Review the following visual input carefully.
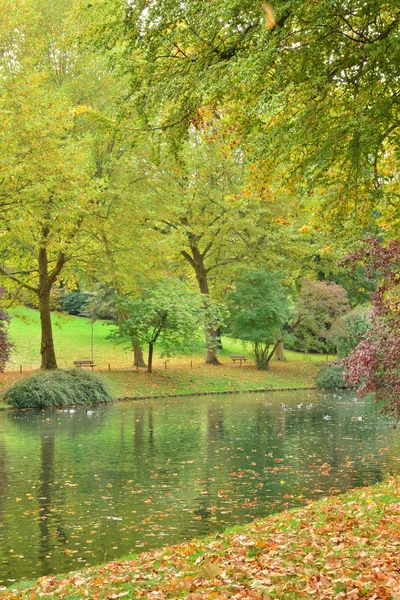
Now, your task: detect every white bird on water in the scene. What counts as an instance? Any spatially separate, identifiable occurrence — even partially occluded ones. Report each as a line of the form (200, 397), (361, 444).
(323, 414), (332, 420)
(351, 416), (364, 422)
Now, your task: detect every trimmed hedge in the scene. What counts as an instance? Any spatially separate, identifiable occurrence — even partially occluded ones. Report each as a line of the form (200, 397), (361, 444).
(3, 369), (112, 409)
(315, 363), (347, 389)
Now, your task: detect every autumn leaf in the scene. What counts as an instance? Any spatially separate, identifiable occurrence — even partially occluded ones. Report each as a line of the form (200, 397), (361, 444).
(200, 557), (221, 579)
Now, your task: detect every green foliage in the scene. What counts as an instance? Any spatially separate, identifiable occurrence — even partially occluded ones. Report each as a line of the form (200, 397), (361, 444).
(81, 285), (118, 321)
(335, 306), (371, 358)
(288, 278), (350, 354)
(95, 0), (400, 235)
(228, 269), (289, 369)
(315, 363), (347, 389)
(116, 278), (206, 371)
(60, 292), (90, 316)
(3, 369), (112, 409)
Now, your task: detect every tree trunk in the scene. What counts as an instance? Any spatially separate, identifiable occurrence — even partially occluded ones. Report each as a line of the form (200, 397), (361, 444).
(186, 245), (221, 365)
(273, 333), (286, 362)
(38, 245), (61, 370)
(132, 338), (146, 367)
(216, 326), (223, 350)
(147, 342), (154, 374)
(39, 289), (58, 370)
(254, 343), (269, 370)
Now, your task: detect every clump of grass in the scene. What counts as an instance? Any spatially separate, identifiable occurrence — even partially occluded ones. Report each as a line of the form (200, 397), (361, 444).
(315, 362), (347, 388)
(3, 369), (112, 409)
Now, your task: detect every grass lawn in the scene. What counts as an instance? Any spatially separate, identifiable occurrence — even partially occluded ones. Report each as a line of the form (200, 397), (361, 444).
(0, 307), (334, 402)
(2, 477), (399, 599)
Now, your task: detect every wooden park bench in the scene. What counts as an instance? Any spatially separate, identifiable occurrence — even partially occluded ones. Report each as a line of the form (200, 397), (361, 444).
(73, 360), (96, 370)
(230, 354), (248, 366)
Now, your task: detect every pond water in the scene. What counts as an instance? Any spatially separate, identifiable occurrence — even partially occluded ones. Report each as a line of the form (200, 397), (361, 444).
(0, 389), (399, 585)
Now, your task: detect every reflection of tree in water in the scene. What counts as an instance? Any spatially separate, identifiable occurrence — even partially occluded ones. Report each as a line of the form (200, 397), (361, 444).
(37, 429), (68, 574)
(207, 406), (224, 440)
(148, 406), (154, 447)
(133, 406), (144, 458)
(0, 440), (13, 584)
(6, 410), (108, 577)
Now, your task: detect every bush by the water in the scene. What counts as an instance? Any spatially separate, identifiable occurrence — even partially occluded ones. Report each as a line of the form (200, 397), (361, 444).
(3, 369), (112, 409)
(315, 363), (347, 389)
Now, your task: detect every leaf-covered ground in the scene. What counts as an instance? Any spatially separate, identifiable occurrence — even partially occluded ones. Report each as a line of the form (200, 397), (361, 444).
(2, 478), (399, 599)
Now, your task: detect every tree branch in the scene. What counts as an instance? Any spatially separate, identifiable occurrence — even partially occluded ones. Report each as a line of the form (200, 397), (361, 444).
(0, 264), (38, 294)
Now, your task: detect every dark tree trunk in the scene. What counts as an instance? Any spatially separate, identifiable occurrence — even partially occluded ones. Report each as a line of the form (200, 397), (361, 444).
(132, 338), (146, 367)
(39, 291), (58, 370)
(216, 326), (223, 350)
(184, 245), (221, 365)
(38, 246), (61, 370)
(147, 342), (154, 373)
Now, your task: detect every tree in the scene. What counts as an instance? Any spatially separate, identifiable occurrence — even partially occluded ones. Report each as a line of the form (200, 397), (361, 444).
(0, 289), (12, 371)
(288, 278), (350, 354)
(86, 0), (399, 236)
(133, 129), (302, 364)
(227, 269), (289, 369)
(117, 279), (205, 373)
(0, 75), (98, 368)
(0, 0), (126, 368)
(342, 237), (400, 422)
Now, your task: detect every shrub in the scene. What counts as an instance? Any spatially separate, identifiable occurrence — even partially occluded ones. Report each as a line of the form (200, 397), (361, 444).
(336, 306), (371, 358)
(3, 369), (112, 409)
(60, 291), (90, 315)
(315, 363), (347, 389)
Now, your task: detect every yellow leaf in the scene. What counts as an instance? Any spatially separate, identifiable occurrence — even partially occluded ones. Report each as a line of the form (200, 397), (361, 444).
(200, 557), (221, 579)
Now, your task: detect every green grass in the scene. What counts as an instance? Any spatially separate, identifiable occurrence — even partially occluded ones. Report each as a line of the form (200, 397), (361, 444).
(7, 307), (118, 370)
(1, 307), (334, 401)
(2, 477), (399, 599)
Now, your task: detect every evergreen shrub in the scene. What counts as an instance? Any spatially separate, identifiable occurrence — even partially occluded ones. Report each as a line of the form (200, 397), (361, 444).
(60, 291), (89, 315)
(315, 363), (347, 389)
(3, 369), (112, 409)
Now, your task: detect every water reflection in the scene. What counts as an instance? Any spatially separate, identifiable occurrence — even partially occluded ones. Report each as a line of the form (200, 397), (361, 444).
(0, 390), (398, 584)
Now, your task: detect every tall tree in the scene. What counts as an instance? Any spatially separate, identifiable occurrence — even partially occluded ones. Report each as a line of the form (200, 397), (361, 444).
(134, 130), (296, 363)
(85, 0), (400, 235)
(0, 75), (99, 368)
(0, 0), (118, 368)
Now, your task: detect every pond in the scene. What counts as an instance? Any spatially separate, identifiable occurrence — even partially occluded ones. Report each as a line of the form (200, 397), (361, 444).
(0, 389), (399, 585)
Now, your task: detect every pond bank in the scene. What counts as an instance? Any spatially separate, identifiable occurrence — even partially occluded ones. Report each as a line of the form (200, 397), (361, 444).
(2, 477), (399, 599)
(0, 359), (326, 409)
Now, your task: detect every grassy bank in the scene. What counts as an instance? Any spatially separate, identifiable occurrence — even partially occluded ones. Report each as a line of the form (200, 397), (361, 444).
(103, 358), (322, 399)
(0, 307), (332, 404)
(2, 477), (399, 599)
(6, 307), (332, 372)
(0, 359), (325, 406)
